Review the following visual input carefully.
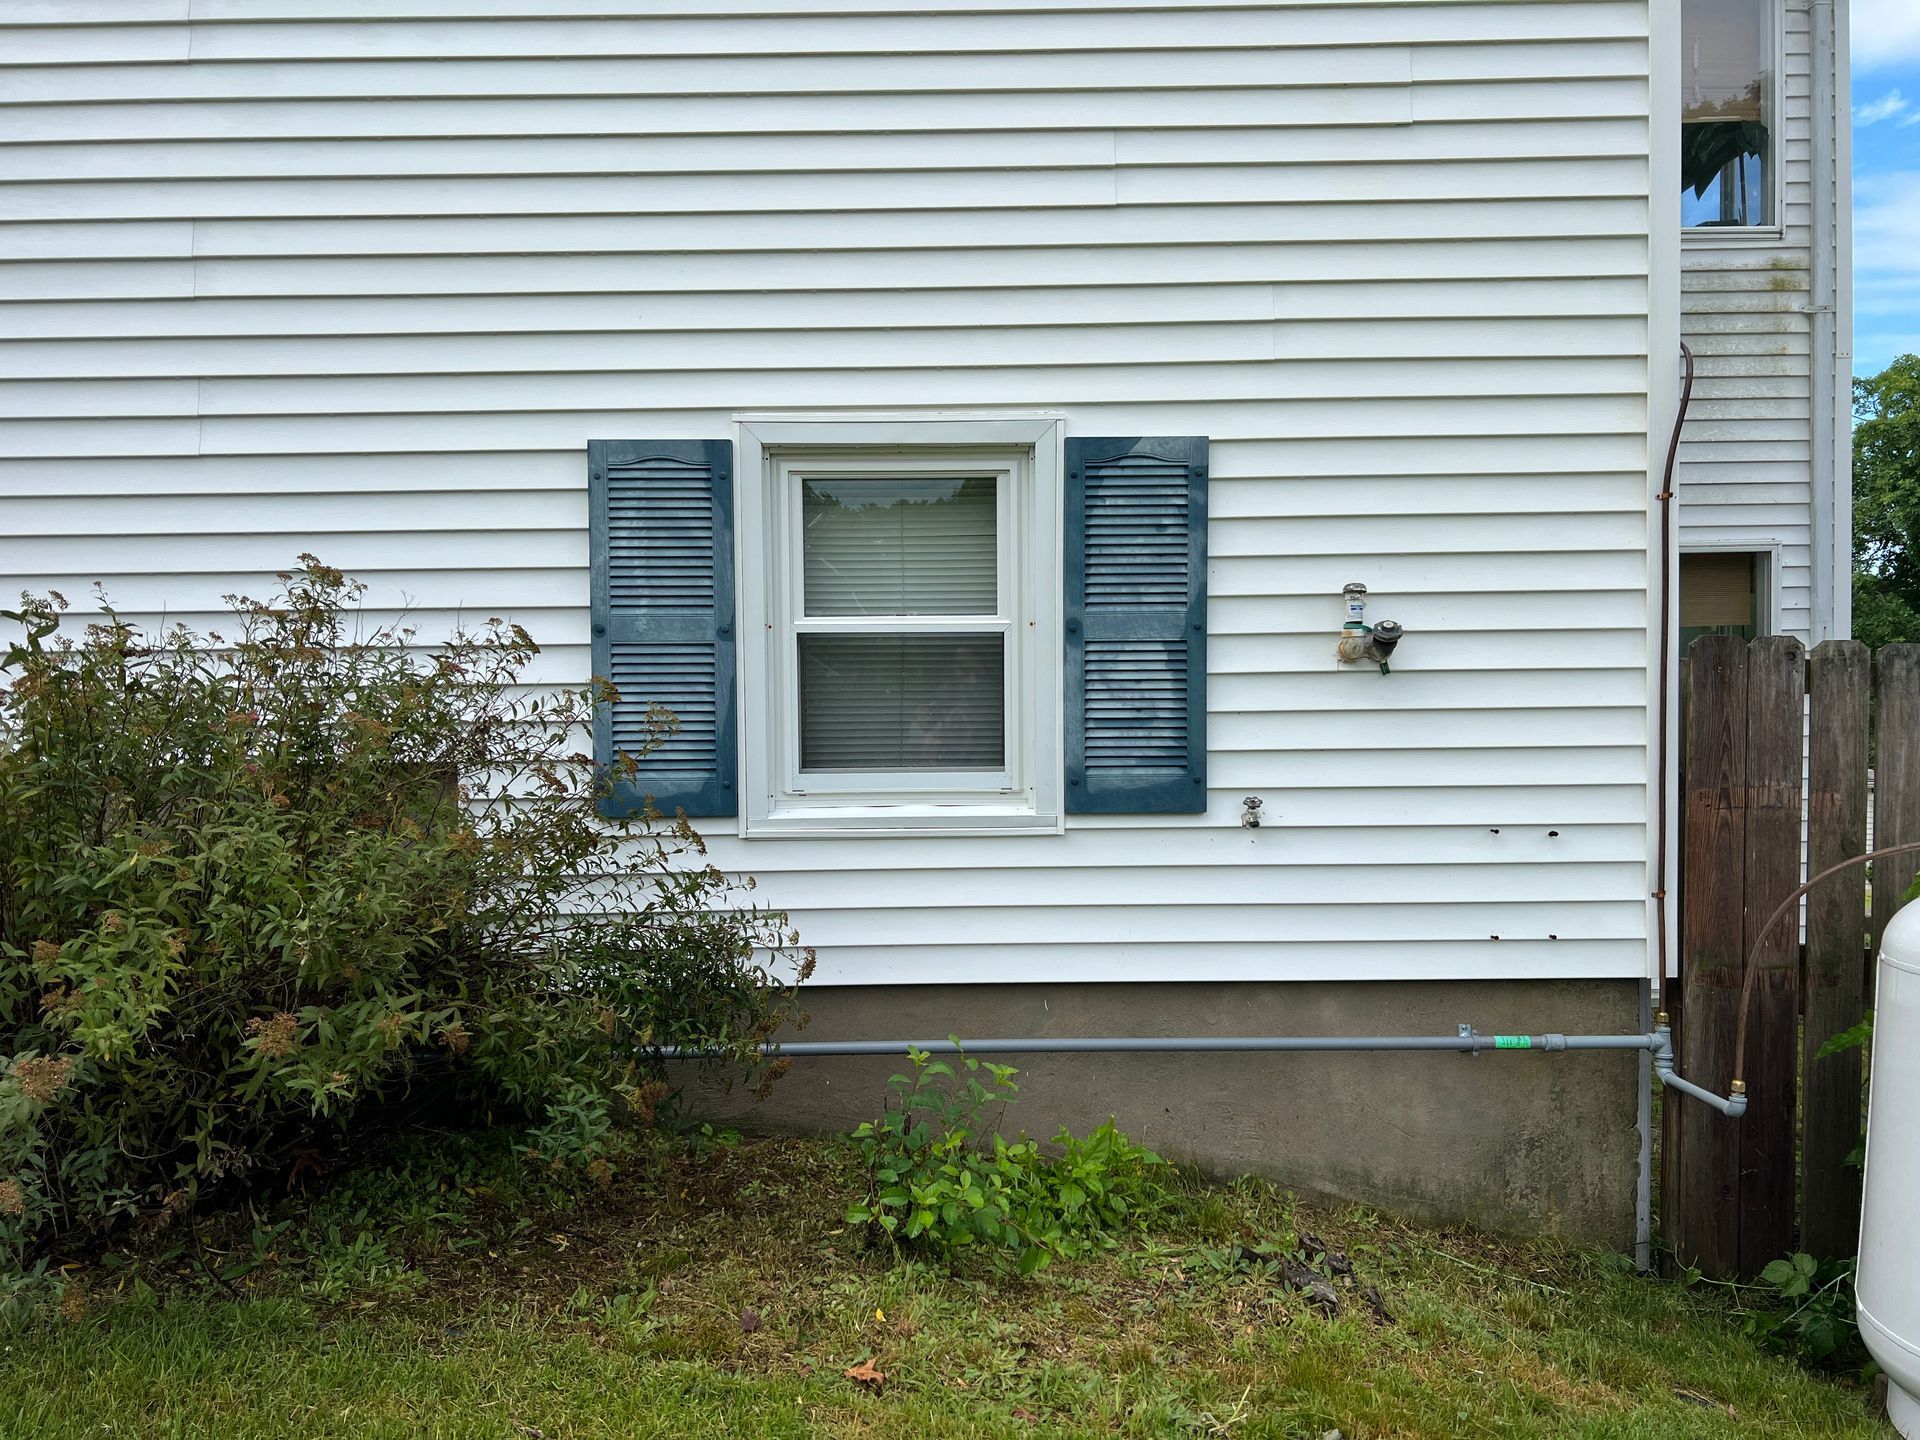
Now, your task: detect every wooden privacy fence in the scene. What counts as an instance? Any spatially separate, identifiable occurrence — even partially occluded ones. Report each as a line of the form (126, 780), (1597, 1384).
(1662, 635), (1913, 1278)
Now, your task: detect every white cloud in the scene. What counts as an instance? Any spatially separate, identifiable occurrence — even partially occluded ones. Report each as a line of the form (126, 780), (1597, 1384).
(1853, 170), (1920, 373)
(1857, 88), (1911, 124)
(1854, 0), (1920, 69)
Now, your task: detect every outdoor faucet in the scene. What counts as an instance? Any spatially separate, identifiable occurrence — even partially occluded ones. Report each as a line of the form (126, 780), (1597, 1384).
(1335, 583), (1405, 674)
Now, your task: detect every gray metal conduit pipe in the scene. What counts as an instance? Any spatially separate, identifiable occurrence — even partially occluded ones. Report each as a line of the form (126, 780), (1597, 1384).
(665, 1025), (1747, 1115)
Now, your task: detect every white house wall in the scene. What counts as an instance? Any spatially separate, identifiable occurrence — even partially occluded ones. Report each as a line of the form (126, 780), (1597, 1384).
(0, 0), (1665, 986)
(1676, 0), (1833, 643)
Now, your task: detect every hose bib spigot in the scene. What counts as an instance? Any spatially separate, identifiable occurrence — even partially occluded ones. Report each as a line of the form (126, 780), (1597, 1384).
(1335, 583), (1405, 674)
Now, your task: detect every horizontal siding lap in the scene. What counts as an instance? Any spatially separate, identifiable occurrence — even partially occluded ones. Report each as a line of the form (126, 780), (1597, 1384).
(700, 825), (1652, 872)
(0, 326), (1652, 379)
(740, 862), (1649, 910)
(167, 203), (1648, 253)
(73, 388), (1658, 431)
(0, 6), (1653, 63)
(0, 0), (1661, 984)
(796, 942), (1646, 985)
(771, 900), (1650, 945)
(0, 0), (1656, 16)
(0, 279), (1650, 340)
(0, 448), (1650, 496)
(0, 130), (1662, 180)
(0, 47), (1420, 102)
(0, 88), (1423, 141)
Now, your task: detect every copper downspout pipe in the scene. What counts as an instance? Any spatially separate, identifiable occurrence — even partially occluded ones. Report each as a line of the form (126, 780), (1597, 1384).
(1654, 343), (1695, 1020)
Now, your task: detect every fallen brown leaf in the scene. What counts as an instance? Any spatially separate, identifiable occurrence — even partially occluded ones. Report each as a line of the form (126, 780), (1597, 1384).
(843, 1357), (886, 1390)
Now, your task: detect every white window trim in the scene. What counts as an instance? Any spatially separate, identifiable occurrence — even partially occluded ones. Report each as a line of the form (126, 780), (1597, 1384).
(734, 413), (1064, 838)
(1680, 0), (1787, 243)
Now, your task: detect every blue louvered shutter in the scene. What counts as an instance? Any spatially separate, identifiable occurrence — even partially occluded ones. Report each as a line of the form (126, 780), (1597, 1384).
(589, 439), (737, 818)
(1065, 436), (1208, 814)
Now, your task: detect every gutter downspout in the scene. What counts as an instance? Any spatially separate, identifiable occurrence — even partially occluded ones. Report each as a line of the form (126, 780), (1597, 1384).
(1809, 0), (1839, 643)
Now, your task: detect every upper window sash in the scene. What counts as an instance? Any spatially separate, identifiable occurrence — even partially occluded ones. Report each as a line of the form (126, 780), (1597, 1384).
(1680, 0), (1781, 234)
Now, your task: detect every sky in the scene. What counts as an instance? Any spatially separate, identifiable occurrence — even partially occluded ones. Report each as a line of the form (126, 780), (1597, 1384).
(1851, 0), (1920, 378)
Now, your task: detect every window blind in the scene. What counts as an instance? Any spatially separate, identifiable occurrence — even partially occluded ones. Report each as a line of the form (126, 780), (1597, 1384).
(802, 476), (997, 616)
(799, 634), (1005, 771)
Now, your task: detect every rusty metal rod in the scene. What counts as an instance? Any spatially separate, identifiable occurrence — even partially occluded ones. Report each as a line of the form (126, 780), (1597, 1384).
(1731, 840), (1920, 1086)
(1653, 344), (1695, 1020)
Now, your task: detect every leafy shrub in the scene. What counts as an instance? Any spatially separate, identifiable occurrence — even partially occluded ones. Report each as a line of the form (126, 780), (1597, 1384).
(1815, 1012), (1873, 1167)
(845, 1042), (1165, 1274)
(0, 559), (809, 1267)
(1743, 1016), (1877, 1370)
(1744, 1252), (1861, 1366)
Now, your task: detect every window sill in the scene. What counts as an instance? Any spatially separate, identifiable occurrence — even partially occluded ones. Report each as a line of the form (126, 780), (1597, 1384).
(1682, 226), (1786, 247)
(745, 800), (1062, 838)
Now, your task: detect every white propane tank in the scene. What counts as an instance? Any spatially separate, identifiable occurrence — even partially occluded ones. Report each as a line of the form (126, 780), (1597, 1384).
(1861, 903), (1920, 1437)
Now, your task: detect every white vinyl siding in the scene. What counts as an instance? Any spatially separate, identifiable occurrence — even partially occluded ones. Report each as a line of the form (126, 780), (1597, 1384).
(0, 0), (1664, 986)
(1677, 0), (1824, 643)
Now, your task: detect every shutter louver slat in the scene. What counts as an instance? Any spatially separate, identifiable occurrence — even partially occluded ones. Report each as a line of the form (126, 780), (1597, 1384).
(590, 439), (737, 818)
(1065, 437), (1207, 814)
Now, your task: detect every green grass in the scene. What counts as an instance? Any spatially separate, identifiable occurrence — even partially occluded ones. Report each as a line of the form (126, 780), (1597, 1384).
(0, 1132), (1889, 1439)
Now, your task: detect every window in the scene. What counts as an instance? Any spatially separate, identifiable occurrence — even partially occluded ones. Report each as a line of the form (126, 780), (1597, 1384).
(587, 427), (1209, 832)
(737, 418), (1064, 835)
(1680, 550), (1770, 646)
(1681, 0), (1776, 229)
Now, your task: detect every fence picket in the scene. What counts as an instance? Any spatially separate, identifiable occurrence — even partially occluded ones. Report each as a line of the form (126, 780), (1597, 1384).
(1672, 634), (1747, 1276)
(1735, 635), (1804, 1273)
(1869, 647), (1920, 991)
(1802, 639), (1868, 1261)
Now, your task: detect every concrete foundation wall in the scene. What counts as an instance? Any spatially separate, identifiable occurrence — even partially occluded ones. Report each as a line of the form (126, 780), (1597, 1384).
(691, 979), (1644, 1249)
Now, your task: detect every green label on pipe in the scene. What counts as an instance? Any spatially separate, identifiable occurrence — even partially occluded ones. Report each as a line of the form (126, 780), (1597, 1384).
(1494, 1035), (1532, 1049)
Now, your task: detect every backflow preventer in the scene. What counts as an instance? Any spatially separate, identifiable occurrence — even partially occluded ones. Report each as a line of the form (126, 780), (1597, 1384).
(1336, 582), (1403, 674)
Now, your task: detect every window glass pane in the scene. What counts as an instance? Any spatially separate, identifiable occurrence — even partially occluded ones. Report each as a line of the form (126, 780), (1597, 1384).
(799, 634), (1004, 771)
(1681, 0), (1772, 226)
(1679, 552), (1760, 646)
(802, 476), (997, 616)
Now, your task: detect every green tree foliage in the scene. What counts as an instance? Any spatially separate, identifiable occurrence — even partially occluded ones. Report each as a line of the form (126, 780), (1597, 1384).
(0, 559), (809, 1267)
(1852, 354), (1920, 648)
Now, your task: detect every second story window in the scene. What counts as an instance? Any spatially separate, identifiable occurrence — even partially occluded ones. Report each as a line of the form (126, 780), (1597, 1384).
(1682, 0), (1775, 229)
